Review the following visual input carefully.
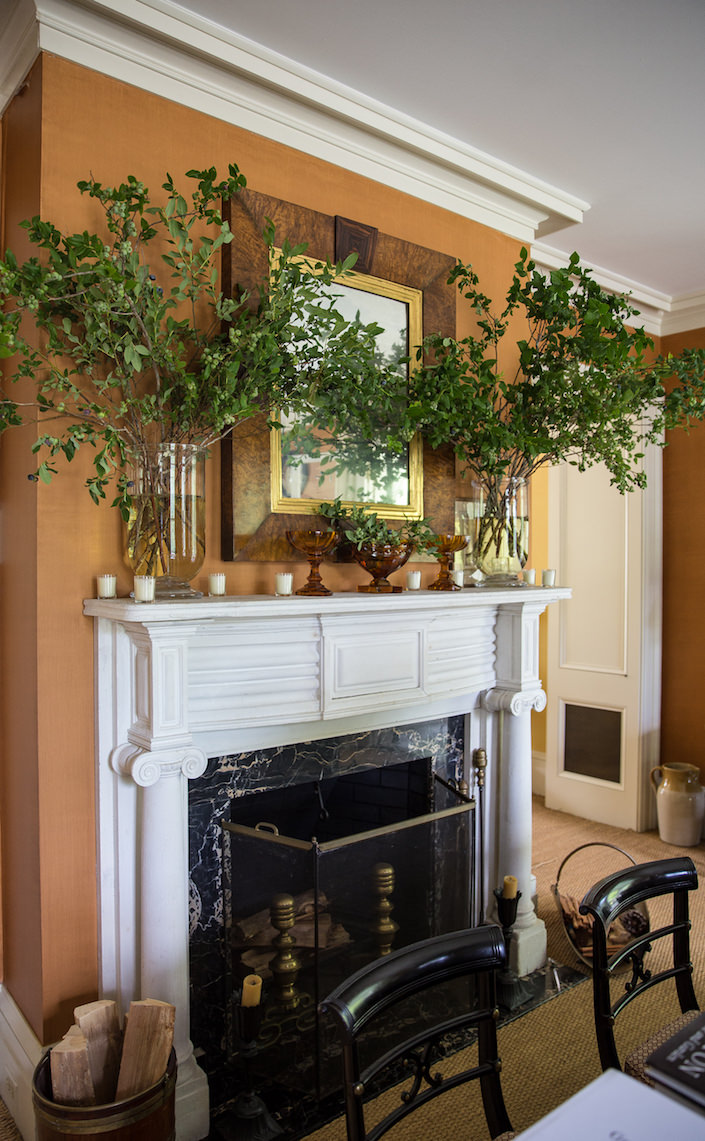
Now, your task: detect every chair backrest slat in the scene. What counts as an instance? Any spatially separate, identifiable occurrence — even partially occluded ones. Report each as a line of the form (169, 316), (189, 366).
(579, 856), (699, 1074)
(320, 924), (513, 1141)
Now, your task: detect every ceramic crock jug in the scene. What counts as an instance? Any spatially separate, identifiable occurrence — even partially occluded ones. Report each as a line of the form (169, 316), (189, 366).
(650, 762), (705, 847)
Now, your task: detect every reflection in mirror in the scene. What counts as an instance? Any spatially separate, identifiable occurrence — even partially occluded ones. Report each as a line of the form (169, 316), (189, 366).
(271, 270), (423, 519)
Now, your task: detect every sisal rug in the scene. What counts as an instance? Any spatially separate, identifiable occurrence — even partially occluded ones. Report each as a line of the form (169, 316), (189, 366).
(0, 1102), (20, 1141)
(5, 801), (703, 1140)
(301, 797), (705, 1139)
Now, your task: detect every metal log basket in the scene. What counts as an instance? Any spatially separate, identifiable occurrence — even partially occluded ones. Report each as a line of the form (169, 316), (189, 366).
(551, 842), (650, 970)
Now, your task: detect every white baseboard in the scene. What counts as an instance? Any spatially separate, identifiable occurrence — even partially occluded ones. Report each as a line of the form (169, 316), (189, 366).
(532, 750), (546, 799)
(0, 985), (43, 1139)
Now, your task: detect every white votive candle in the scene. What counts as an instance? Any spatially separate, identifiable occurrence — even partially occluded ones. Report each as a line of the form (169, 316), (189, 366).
(523, 568), (536, 585)
(542, 568), (556, 587)
(208, 573), (226, 596)
(275, 572), (293, 596)
(96, 574), (117, 599)
(406, 570), (421, 591)
(133, 574), (155, 603)
(452, 569), (464, 588)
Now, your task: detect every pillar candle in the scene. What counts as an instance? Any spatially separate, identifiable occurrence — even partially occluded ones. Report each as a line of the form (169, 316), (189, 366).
(96, 574), (117, 599)
(275, 572), (293, 596)
(502, 874), (518, 899)
(133, 575), (155, 603)
(208, 573), (226, 596)
(241, 974), (262, 1007)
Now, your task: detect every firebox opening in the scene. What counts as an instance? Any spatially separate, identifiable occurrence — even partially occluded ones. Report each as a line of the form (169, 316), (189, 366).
(222, 756), (475, 1105)
(228, 754), (434, 843)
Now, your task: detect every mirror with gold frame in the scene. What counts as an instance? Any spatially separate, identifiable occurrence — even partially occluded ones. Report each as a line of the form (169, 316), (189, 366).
(219, 188), (457, 562)
(270, 267), (424, 520)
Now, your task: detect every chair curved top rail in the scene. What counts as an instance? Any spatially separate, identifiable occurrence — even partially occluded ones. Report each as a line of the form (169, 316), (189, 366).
(579, 856), (697, 929)
(320, 925), (505, 1036)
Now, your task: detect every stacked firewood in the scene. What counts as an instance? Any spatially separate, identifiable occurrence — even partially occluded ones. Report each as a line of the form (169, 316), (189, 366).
(556, 891), (649, 956)
(49, 998), (174, 1106)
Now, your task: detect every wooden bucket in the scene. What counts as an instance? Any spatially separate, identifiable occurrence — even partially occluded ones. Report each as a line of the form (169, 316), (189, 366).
(32, 1047), (176, 1139)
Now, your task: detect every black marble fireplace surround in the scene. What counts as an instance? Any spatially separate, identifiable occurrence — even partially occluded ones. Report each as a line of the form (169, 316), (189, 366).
(188, 716), (468, 1128)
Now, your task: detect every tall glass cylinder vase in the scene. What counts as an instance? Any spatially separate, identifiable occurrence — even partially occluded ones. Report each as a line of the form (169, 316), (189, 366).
(471, 476), (529, 586)
(124, 443), (206, 598)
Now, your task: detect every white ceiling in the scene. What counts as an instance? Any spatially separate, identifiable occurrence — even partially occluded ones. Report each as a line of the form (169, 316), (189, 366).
(169, 0), (705, 303)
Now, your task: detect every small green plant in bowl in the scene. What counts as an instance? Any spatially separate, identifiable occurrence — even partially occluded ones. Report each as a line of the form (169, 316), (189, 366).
(318, 500), (437, 592)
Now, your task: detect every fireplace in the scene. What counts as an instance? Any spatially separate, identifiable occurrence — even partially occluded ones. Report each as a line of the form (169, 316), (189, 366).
(84, 587), (568, 1139)
(188, 721), (473, 1121)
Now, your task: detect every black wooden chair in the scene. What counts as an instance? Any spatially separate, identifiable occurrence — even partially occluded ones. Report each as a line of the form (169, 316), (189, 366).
(579, 855), (700, 1081)
(320, 925), (516, 1141)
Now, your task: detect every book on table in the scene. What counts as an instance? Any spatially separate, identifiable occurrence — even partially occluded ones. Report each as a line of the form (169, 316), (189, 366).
(645, 1011), (705, 1109)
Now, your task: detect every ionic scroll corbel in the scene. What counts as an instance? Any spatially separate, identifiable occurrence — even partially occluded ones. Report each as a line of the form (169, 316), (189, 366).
(110, 743), (207, 787)
(482, 687), (547, 718)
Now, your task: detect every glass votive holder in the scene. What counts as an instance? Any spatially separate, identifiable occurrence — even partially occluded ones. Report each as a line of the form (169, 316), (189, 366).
(208, 573), (226, 596)
(96, 574), (117, 599)
(451, 569), (464, 588)
(523, 568), (536, 585)
(275, 572), (293, 596)
(406, 570), (421, 591)
(542, 568), (556, 587)
(133, 575), (156, 603)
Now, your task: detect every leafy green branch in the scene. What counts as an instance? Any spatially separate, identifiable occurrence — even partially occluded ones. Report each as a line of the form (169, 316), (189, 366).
(0, 165), (409, 515)
(405, 248), (705, 493)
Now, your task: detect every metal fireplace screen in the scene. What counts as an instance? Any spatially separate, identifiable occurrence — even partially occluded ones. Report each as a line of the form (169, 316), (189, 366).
(222, 759), (475, 1099)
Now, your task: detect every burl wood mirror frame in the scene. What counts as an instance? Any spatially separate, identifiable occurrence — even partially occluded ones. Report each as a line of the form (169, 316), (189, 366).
(220, 192), (456, 562)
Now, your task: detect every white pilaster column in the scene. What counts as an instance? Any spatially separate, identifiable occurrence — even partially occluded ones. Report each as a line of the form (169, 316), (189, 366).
(111, 617), (211, 1141)
(116, 745), (209, 1140)
(485, 597), (550, 976)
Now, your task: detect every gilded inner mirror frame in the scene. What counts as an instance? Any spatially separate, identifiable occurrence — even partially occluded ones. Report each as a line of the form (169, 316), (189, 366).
(270, 266), (423, 520)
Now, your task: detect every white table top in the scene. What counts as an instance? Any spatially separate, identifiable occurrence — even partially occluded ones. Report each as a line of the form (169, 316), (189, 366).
(515, 1069), (705, 1139)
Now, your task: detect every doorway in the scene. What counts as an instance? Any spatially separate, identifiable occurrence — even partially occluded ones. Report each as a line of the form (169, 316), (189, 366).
(544, 453), (661, 830)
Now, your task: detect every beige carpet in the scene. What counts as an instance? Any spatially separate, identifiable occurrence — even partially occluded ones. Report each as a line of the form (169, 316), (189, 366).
(302, 797), (705, 1140)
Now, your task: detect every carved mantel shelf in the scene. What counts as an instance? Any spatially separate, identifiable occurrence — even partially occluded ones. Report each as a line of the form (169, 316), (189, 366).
(84, 586), (569, 1141)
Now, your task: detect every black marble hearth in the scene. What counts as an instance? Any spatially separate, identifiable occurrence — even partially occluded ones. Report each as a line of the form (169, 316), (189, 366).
(188, 716), (467, 1125)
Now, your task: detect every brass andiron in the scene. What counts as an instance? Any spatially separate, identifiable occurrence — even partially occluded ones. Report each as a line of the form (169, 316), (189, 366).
(371, 862), (399, 956)
(269, 893), (300, 1009)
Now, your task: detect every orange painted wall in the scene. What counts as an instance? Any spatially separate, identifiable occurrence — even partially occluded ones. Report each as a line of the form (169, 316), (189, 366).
(0, 53), (526, 1043)
(661, 327), (705, 777)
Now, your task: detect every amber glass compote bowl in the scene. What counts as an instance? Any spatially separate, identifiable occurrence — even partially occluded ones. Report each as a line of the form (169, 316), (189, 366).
(428, 533), (469, 590)
(352, 541), (414, 593)
(286, 529), (338, 596)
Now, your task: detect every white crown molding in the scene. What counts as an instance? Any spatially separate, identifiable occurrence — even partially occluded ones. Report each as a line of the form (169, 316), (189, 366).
(532, 242), (705, 339)
(3, 1), (704, 333)
(2, 0), (586, 245)
(0, 0), (39, 110)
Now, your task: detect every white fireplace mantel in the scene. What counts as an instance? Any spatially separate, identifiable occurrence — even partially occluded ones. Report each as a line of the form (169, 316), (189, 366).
(83, 586), (569, 1141)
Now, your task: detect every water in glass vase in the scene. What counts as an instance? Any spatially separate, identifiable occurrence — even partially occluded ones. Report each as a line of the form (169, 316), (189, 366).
(124, 443), (206, 598)
(471, 477), (529, 585)
(126, 494), (206, 577)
